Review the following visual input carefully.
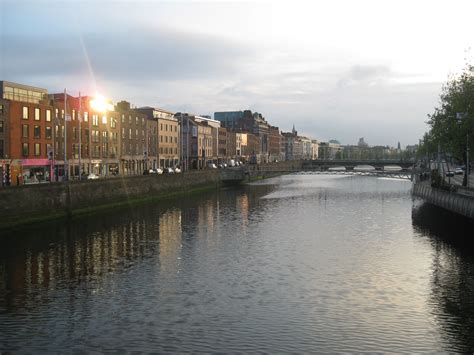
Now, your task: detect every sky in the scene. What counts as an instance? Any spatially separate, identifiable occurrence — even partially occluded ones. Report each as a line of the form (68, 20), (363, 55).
(1, 0), (474, 146)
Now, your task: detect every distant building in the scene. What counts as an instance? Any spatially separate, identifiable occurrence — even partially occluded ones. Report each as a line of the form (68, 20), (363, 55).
(214, 110), (269, 162)
(136, 106), (179, 169)
(268, 125), (282, 162)
(358, 137), (368, 148)
(319, 141), (342, 160)
(311, 140), (319, 160)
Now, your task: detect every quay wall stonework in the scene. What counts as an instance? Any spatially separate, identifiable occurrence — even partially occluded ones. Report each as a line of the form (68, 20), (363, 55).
(0, 170), (219, 228)
(412, 183), (474, 219)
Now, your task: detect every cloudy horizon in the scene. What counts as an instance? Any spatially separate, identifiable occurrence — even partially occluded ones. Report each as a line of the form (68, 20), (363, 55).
(2, 0), (474, 147)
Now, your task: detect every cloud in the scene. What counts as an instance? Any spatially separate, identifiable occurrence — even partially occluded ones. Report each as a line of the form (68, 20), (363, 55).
(0, 28), (250, 84)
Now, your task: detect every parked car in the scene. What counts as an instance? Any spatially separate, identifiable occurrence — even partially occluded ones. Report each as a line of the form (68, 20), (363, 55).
(207, 163), (217, 169)
(174, 167), (181, 173)
(163, 167), (174, 174)
(445, 170), (455, 177)
(87, 173), (99, 180)
(455, 167), (464, 175)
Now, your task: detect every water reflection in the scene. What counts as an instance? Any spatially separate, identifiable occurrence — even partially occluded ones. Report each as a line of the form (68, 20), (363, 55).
(412, 202), (474, 352)
(2, 176), (474, 352)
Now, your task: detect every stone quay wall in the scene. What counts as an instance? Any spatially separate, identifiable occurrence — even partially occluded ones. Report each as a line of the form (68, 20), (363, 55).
(412, 182), (474, 219)
(0, 170), (219, 228)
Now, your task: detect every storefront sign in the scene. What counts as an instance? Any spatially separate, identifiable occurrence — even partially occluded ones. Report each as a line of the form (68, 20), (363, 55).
(22, 159), (51, 166)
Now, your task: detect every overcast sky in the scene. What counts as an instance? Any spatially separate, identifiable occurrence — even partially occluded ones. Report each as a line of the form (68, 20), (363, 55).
(1, 0), (474, 146)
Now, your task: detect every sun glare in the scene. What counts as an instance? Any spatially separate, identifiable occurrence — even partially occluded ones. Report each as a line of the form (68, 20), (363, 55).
(90, 94), (110, 113)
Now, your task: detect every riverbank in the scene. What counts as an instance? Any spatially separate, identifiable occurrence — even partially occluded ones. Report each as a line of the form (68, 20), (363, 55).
(0, 170), (220, 230)
(412, 181), (474, 219)
(0, 161), (304, 230)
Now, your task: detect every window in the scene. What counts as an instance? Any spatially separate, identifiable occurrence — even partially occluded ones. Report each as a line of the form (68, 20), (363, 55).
(72, 110), (75, 120)
(142, 130), (144, 137)
(111, 118), (116, 128)
(34, 108), (40, 120)
(92, 115), (99, 126)
(122, 128), (125, 139)
(55, 108), (59, 119)
(22, 124), (29, 138)
(61, 109), (64, 119)
(165, 124), (168, 131)
(135, 129), (138, 137)
(46, 109), (51, 122)
(165, 136), (168, 143)
(93, 145), (100, 158)
(142, 117), (145, 125)
(0, 104), (3, 114)
(34, 143), (41, 156)
(55, 126), (59, 138)
(46, 126), (52, 139)
(0, 139), (3, 158)
(92, 130), (99, 143)
(121, 114), (125, 123)
(135, 117), (138, 125)
(46, 143), (52, 158)
(22, 143), (29, 156)
(72, 127), (77, 140)
(0, 120), (3, 133)
(84, 112), (88, 122)
(129, 115), (132, 124)
(102, 115), (107, 124)
(160, 135), (163, 142)
(61, 126), (64, 138)
(34, 125), (41, 139)
(160, 123), (163, 130)
(102, 131), (108, 142)
(129, 128), (132, 139)
(85, 129), (90, 143)
(22, 106), (28, 119)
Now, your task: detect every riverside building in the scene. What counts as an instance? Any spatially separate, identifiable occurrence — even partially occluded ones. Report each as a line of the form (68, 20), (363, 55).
(0, 81), (54, 185)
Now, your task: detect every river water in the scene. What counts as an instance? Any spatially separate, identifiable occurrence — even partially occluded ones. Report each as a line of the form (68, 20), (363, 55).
(1, 174), (474, 352)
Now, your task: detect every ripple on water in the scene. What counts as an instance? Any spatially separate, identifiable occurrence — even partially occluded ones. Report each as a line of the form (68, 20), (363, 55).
(0, 175), (473, 352)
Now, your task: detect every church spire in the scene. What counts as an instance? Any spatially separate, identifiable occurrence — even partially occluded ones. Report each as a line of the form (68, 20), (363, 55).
(292, 124), (296, 135)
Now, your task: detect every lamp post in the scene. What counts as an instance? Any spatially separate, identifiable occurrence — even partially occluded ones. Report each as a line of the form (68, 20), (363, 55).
(64, 89), (68, 181)
(78, 92), (82, 179)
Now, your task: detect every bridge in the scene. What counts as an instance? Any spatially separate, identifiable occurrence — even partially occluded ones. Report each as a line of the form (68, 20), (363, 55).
(302, 159), (414, 170)
(299, 170), (412, 180)
(219, 160), (414, 184)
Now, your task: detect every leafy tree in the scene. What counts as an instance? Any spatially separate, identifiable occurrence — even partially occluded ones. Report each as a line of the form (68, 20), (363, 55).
(420, 62), (474, 186)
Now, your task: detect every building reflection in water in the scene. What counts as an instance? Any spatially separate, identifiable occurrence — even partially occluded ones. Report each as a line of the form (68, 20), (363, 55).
(412, 202), (474, 352)
(0, 185), (276, 329)
(158, 209), (182, 275)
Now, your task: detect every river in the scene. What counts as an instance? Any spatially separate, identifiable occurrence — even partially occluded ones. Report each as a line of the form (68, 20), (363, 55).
(1, 173), (474, 352)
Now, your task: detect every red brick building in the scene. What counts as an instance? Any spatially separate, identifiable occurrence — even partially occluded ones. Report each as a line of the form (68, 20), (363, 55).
(0, 81), (55, 185)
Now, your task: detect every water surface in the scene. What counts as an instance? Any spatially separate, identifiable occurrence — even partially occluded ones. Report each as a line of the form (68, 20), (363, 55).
(1, 174), (474, 352)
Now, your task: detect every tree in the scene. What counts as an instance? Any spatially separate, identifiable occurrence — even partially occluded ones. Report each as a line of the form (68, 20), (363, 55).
(421, 62), (474, 186)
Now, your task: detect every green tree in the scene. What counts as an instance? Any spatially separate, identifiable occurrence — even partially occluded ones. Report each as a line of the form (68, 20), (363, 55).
(421, 62), (474, 186)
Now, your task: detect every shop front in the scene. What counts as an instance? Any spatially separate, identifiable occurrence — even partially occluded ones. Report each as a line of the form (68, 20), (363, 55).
(0, 159), (11, 186)
(20, 158), (52, 184)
